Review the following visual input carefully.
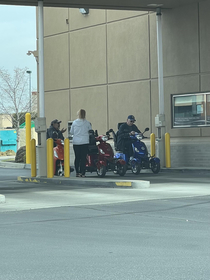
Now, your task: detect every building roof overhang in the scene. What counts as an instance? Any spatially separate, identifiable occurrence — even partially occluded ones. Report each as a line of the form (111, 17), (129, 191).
(0, 0), (205, 11)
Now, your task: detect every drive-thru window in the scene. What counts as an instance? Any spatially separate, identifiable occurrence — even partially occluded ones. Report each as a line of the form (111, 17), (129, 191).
(172, 92), (210, 128)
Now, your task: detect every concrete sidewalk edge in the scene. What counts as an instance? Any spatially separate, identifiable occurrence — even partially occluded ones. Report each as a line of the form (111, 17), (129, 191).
(0, 161), (30, 169)
(161, 167), (210, 173)
(0, 194), (6, 203)
(17, 176), (150, 189)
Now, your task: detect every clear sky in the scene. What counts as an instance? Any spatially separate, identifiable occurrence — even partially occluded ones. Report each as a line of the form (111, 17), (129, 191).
(0, 5), (37, 91)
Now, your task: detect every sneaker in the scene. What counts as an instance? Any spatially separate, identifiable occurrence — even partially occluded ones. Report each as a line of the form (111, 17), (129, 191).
(70, 167), (74, 173)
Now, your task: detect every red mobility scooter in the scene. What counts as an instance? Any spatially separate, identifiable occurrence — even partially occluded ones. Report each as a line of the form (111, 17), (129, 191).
(85, 130), (127, 178)
(53, 139), (74, 176)
(53, 139), (65, 176)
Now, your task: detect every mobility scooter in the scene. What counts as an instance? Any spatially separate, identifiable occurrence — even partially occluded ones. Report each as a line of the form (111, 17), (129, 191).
(112, 125), (160, 175)
(85, 129), (127, 178)
(53, 139), (65, 176)
(53, 139), (74, 176)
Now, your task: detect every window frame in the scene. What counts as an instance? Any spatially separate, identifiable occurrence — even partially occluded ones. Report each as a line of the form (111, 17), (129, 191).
(172, 92), (210, 128)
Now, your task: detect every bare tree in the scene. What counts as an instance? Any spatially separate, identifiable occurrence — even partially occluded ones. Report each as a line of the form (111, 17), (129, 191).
(0, 67), (37, 150)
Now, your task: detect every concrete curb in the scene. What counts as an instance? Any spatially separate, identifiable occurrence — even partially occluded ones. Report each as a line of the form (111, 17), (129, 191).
(161, 168), (210, 173)
(0, 194), (6, 203)
(0, 161), (28, 169)
(17, 176), (150, 189)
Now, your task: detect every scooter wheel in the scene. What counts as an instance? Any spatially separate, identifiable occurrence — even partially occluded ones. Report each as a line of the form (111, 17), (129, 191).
(97, 165), (106, 178)
(151, 161), (160, 174)
(131, 162), (141, 175)
(56, 170), (64, 176)
(118, 164), (127, 176)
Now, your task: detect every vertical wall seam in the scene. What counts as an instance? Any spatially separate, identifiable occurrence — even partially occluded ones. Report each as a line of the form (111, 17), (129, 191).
(68, 8), (71, 120)
(106, 10), (109, 130)
(198, 2), (201, 91)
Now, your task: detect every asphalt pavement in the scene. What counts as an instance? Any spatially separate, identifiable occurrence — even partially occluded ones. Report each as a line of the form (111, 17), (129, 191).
(0, 159), (210, 279)
(0, 164), (210, 212)
(0, 155), (210, 213)
(0, 194), (210, 280)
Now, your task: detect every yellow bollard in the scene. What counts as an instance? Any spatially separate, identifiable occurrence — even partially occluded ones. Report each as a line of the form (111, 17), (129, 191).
(30, 139), (36, 177)
(47, 138), (54, 178)
(165, 133), (171, 168)
(25, 113), (31, 164)
(64, 138), (70, 177)
(150, 133), (155, 157)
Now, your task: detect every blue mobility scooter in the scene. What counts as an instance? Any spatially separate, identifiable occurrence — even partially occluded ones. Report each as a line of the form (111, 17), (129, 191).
(112, 125), (160, 175)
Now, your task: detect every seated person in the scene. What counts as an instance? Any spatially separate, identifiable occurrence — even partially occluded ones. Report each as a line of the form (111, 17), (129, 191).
(47, 119), (74, 172)
(117, 115), (141, 158)
(47, 119), (65, 145)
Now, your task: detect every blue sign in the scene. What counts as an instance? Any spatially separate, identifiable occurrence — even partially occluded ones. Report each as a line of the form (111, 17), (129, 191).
(0, 129), (17, 152)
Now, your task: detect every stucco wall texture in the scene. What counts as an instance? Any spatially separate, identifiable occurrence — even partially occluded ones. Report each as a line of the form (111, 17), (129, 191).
(40, 2), (210, 167)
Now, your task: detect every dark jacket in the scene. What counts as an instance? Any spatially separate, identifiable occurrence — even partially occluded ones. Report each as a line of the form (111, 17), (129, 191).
(47, 125), (64, 144)
(117, 122), (141, 152)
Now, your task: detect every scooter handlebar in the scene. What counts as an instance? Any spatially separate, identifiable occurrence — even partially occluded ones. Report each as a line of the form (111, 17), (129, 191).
(130, 133), (148, 140)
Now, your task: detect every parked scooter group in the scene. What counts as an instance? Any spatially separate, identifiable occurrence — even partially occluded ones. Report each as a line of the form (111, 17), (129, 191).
(52, 124), (160, 177)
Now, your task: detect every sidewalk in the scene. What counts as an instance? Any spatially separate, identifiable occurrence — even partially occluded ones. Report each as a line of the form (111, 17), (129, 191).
(0, 156), (30, 169)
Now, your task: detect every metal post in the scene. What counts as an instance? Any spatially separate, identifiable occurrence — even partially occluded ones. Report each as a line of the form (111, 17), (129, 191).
(25, 113), (31, 164)
(47, 138), (54, 178)
(156, 8), (164, 115)
(64, 138), (70, 177)
(26, 70), (32, 112)
(155, 8), (166, 167)
(37, 0), (47, 177)
(150, 133), (155, 157)
(38, 0), (45, 118)
(165, 133), (171, 168)
(31, 139), (37, 177)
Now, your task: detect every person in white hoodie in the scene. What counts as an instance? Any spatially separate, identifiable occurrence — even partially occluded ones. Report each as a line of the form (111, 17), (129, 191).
(70, 109), (92, 177)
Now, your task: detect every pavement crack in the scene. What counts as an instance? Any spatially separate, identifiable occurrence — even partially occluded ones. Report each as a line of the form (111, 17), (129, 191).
(1, 199), (210, 227)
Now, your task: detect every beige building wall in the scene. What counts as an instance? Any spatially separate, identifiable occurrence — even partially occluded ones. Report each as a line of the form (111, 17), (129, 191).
(40, 2), (210, 167)
(42, 3), (210, 137)
(0, 115), (12, 129)
(20, 128), (38, 147)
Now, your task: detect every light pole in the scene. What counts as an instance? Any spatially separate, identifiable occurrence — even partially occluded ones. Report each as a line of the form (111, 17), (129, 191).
(26, 70), (32, 112)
